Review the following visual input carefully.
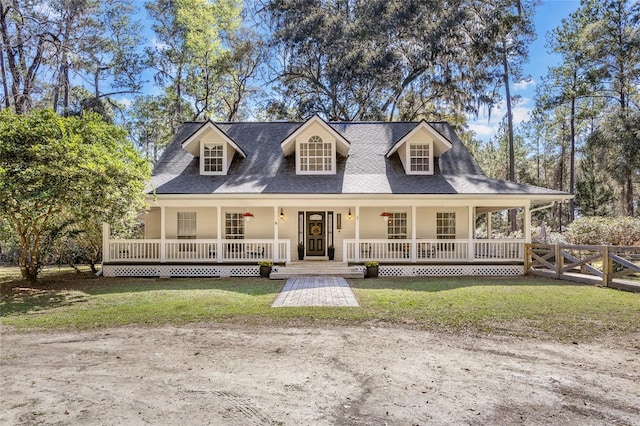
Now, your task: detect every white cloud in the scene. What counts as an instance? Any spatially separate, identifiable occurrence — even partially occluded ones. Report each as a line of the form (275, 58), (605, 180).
(151, 38), (168, 51)
(467, 97), (534, 141)
(514, 79), (536, 91)
(118, 97), (133, 108)
(467, 122), (498, 137)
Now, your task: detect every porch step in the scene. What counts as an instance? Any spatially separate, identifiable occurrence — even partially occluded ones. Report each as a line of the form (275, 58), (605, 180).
(270, 261), (365, 279)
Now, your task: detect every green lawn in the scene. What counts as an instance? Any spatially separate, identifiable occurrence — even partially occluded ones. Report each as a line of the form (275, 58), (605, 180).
(1, 267), (639, 342)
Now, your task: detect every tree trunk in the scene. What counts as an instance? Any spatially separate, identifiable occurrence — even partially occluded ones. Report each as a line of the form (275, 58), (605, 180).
(18, 235), (40, 284)
(625, 175), (634, 217)
(502, 41), (517, 232)
(569, 94), (576, 222)
(0, 48), (9, 109)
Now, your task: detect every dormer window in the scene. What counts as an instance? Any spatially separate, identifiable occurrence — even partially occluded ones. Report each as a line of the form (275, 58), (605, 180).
(408, 142), (433, 174)
(280, 115), (350, 175)
(386, 120), (452, 176)
(298, 135), (335, 174)
(203, 143), (224, 174)
(180, 120), (246, 176)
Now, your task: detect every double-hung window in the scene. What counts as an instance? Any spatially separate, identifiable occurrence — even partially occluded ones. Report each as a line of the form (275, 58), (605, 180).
(225, 213), (245, 239)
(436, 212), (456, 239)
(177, 211), (197, 252)
(203, 143), (224, 174)
(387, 212), (407, 239)
(436, 212), (456, 251)
(408, 142), (433, 174)
(298, 135), (333, 174)
(177, 212), (197, 239)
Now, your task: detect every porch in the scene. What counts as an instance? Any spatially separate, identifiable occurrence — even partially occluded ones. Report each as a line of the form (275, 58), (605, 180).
(103, 236), (524, 264)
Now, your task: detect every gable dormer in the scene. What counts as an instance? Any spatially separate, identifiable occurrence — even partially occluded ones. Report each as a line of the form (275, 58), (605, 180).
(181, 121), (246, 175)
(385, 120), (453, 175)
(280, 115), (350, 175)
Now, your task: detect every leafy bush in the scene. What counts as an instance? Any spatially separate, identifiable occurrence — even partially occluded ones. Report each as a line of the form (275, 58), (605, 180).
(565, 216), (640, 246)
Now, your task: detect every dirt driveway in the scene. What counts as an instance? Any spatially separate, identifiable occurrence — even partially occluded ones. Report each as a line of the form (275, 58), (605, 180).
(1, 324), (639, 425)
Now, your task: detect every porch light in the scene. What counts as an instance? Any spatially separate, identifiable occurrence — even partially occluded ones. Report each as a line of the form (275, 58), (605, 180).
(347, 208), (352, 220)
(380, 211), (392, 221)
(242, 211), (254, 221)
(279, 208), (284, 220)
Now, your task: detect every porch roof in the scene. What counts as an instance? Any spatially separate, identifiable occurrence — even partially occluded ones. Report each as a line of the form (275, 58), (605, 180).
(150, 121), (568, 200)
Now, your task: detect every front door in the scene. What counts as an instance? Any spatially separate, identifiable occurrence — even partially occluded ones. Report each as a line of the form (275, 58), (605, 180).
(306, 212), (325, 256)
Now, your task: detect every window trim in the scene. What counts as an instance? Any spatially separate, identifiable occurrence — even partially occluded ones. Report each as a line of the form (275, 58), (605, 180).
(177, 211), (197, 240)
(225, 212), (245, 239)
(200, 142), (227, 175)
(296, 135), (336, 175)
(436, 212), (456, 240)
(386, 212), (408, 240)
(406, 141), (434, 175)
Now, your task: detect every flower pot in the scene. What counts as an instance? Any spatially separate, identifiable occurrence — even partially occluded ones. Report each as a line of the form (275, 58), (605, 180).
(366, 266), (378, 278)
(298, 247), (304, 260)
(328, 247), (335, 260)
(259, 265), (272, 278)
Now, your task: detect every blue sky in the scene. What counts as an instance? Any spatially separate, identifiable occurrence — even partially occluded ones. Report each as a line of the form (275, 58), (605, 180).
(467, 0), (581, 141)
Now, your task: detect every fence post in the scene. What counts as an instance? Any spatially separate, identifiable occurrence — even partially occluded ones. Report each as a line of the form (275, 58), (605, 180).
(102, 223), (110, 264)
(602, 245), (611, 287)
(555, 243), (563, 279)
(524, 243), (530, 275)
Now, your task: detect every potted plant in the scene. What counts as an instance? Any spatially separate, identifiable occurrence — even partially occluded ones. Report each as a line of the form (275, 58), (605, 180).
(297, 242), (305, 260)
(258, 260), (273, 278)
(365, 261), (379, 278)
(328, 244), (335, 260)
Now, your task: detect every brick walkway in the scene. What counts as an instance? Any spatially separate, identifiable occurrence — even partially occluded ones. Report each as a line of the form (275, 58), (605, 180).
(271, 276), (360, 307)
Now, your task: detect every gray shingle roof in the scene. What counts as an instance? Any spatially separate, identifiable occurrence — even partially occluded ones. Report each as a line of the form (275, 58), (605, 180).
(150, 121), (566, 197)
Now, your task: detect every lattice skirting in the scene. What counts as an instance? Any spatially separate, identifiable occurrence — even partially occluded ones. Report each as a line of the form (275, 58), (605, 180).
(379, 264), (524, 277)
(102, 264), (259, 278)
(103, 264), (522, 278)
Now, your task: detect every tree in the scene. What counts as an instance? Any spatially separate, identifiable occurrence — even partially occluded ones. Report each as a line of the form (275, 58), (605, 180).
(127, 95), (175, 163)
(541, 10), (596, 221)
(0, 0), (51, 113)
(578, 0), (640, 216)
(145, 0), (243, 127)
(467, 0), (537, 230)
(265, 0), (497, 121)
(574, 144), (614, 217)
(0, 0), (144, 116)
(585, 109), (640, 215)
(0, 109), (150, 283)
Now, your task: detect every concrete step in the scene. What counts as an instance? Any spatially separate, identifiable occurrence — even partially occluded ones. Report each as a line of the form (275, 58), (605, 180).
(270, 262), (365, 279)
(270, 271), (364, 279)
(285, 261), (349, 268)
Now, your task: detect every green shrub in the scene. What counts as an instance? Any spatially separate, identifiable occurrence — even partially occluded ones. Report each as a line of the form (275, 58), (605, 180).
(565, 216), (640, 246)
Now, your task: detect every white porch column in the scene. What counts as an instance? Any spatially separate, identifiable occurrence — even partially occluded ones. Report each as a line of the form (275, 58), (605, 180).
(411, 205), (417, 262)
(355, 205), (360, 262)
(102, 223), (110, 264)
(160, 206), (166, 263)
(273, 206), (280, 263)
(468, 205), (475, 261)
(216, 205), (222, 263)
(524, 204), (531, 243)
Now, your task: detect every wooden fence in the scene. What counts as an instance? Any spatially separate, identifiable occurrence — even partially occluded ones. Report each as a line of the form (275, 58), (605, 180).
(525, 243), (640, 289)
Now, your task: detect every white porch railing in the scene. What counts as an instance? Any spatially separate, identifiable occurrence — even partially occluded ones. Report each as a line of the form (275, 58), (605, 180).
(106, 239), (290, 263)
(165, 239), (217, 261)
(108, 240), (161, 262)
(344, 239), (525, 262)
(474, 240), (524, 261)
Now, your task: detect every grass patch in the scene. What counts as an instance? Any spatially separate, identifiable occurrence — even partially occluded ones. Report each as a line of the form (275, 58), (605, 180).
(1, 268), (639, 342)
(351, 277), (640, 341)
